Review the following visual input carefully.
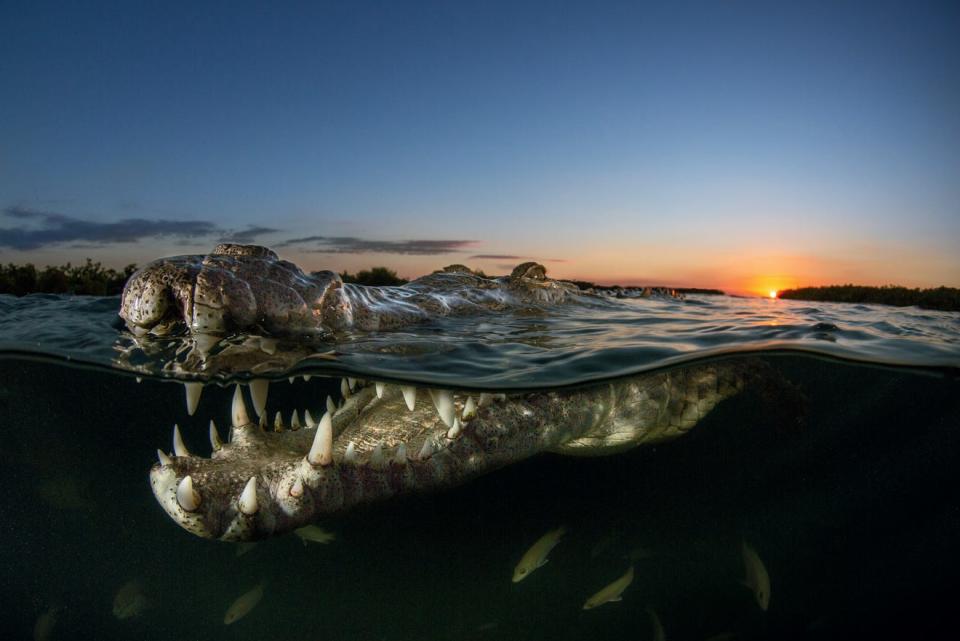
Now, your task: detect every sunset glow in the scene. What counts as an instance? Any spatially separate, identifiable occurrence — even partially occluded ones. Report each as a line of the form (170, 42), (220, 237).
(0, 3), (957, 294)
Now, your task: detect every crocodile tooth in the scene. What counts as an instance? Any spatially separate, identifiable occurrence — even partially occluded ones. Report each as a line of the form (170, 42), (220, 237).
(291, 410), (302, 430)
(176, 476), (200, 512)
(326, 395), (336, 415)
(157, 449), (173, 466)
(258, 411), (268, 429)
(249, 379), (269, 417)
(173, 424), (190, 457)
(478, 393), (493, 407)
(259, 337), (278, 355)
(462, 396), (477, 420)
(238, 477), (258, 515)
(136, 376), (142, 383)
(370, 443), (384, 468)
(347, 377), (357, 390)
(274, 412), (284, 432)
(303, 375), (312, 382)
(209, 420), (223, 451)
(184, 382), (202, 416)
(344, 441), (357, 463)
(395, 443), (407, 464)
(418, 438), (435, 460)
(447, 416), (461, 439)
(375, 382), (385, 399)
(289, 377), (295, 384)
(290, 477), (304, 498)
(401, 386), (417, 411)
(432, 389), (455, 427)
(340, 378), (351, 399)
(232, 385), (251, 427)
(307, 412), (333, 466)
(304, 409), (316, 428)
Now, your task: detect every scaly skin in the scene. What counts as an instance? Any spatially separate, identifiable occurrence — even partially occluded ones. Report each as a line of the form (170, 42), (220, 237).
(150, 361), (748, 541)
(120, 243), (587, 337)
(123, 245), (757, 541)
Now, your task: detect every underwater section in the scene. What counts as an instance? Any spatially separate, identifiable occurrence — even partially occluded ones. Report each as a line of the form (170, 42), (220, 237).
(1, 353), (959, 640)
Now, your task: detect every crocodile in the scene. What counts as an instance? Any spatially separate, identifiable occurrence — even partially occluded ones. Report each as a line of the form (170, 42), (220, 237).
(119, 243), (590, 338)
(119, 244), (773, 541)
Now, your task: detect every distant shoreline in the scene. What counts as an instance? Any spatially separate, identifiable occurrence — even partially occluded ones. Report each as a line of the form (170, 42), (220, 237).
(1, 260), (731, 298)
(779, 285), (960, 312)
(6, 261), (955, 312)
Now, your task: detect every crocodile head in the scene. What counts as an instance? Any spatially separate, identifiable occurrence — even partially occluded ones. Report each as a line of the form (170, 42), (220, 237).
(120, 244), (343, 337)
(120, 244), (584, 338)
(122, 245), (754, 542)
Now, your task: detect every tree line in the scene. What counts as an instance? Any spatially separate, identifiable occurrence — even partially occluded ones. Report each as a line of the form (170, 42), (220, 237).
(0, 260), (138, 296)
(778, 284), (960, 312)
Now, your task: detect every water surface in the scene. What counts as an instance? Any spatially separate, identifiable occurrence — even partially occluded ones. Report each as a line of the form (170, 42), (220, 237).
(0, 292), (958, 640)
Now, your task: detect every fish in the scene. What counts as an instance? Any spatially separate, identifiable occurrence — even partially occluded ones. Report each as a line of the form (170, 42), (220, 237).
(235, 542), (258, 557)
(294, 525), (336, 546)
(512, 526), (567, 582)
(741, 540), (770, 611)
(647, 606), (666, 641)
(582, 565), (634, 610)
(113, 579), (151, 619)
(33, 606), (62, 641)
(223, 584), (265, 625)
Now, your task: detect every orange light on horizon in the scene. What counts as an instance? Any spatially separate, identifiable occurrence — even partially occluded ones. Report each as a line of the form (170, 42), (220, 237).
(739, 273), (798, 299)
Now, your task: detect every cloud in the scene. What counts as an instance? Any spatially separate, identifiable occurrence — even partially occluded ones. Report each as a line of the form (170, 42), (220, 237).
(279, 235), (477, 255)
(469, 254), (524, 260)
(274, 235), (327, 247)
(220, 225), (281, 244)
(470, 253), (568, 264)
(0, 205), (219, 250)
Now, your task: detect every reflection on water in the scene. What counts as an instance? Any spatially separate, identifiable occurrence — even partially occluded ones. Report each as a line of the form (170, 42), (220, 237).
(0, 293), (957, 386)
(2, 354), (958, 640)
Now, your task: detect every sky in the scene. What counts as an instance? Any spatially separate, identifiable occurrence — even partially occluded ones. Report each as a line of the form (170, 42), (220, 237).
(1, 1), (958, 295)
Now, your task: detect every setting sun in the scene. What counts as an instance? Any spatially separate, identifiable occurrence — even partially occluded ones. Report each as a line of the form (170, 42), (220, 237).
(769, 290), (778, 299)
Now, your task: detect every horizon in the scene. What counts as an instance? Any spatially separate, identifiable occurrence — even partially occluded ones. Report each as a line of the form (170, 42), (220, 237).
(2, 2), (958, 297)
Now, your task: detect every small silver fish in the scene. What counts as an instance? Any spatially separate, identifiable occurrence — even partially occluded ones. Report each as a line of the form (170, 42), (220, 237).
(583, 565), (634, 609)
(512, 526), (567, 583)
(647, 606), (666, 641)
(235, 542), (258, 557)
(294, 525), (336, 546)
(741, 540), (770, 611)
(33, 606), (62, 641)
(113, 579), (151, 619)
(224, 584), (264, 625)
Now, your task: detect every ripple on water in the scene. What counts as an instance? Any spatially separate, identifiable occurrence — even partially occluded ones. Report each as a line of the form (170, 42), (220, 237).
(0, 293), (958, 387)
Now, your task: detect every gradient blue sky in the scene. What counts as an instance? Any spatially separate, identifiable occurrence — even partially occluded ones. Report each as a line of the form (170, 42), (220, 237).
(1, 1), (958, 294)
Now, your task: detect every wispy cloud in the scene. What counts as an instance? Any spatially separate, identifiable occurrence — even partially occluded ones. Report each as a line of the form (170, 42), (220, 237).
(220, 225), (281, 244)
(470, 253), (568, 264)
(279, 235), (477, 255)
(0, 205), (219, 250)
(274, 235), (327, 247)
(469, 254), (524, 260)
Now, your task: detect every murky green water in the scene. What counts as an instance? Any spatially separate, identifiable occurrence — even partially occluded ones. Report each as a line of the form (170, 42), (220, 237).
(1, 292), (958, 639)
